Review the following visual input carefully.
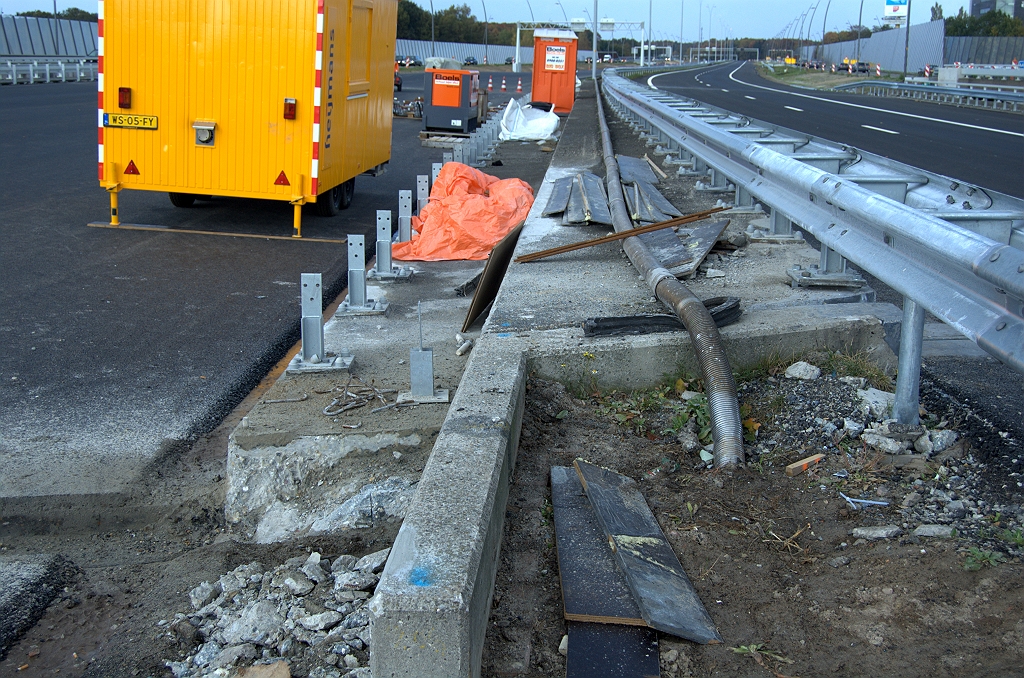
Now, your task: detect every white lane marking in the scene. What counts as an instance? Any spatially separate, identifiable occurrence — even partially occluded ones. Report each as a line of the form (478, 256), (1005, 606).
(721, 88), (729, 92)
(745, 95), (756, 100)
(862, 124), (900, 135)
(785, 105), (803, 112)
(726, 62), (1024, 138)
(648, 69), (696, 90)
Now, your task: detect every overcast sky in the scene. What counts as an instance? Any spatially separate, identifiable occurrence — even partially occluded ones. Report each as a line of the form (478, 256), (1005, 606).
(1, 1), (972, 41)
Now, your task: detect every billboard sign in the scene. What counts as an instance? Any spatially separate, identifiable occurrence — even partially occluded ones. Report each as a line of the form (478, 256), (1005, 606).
(883, 0), (908, 23)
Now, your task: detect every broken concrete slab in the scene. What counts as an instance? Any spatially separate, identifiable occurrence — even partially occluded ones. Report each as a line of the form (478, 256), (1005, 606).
(914, 525), (955, 538)
(852, 526), (902, 540)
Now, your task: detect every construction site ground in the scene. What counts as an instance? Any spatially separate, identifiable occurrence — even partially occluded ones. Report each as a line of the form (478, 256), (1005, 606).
(2, 81), (1023, 678)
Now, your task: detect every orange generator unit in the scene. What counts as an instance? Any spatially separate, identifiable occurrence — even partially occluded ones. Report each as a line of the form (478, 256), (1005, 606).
(531, 29), (578, 114)
(423, 68), (480, 133)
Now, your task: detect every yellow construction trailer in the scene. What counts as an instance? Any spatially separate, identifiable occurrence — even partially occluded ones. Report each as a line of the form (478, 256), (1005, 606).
(97, 0), (397, 237)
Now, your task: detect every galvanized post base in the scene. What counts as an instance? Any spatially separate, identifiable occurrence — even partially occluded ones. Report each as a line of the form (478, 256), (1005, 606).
(746, 211), (806, 244)
(368, 210), (414, 281)
(786, 247), (867, 289)
(338, 234), (390, 315)
(287, 272), (353, 374)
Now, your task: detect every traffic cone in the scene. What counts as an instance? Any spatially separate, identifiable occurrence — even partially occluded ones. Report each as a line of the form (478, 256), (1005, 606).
(516, 78), (523, 93)
(501, 77), (507, 92)
(488, 76), (493, 91)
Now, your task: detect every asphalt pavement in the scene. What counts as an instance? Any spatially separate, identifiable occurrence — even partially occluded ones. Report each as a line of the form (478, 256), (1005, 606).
(0, 83), (441, 498)
(648, 62), (1024, 198)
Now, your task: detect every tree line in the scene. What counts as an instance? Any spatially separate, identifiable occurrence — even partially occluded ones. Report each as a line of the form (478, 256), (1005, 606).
(17, 7), (97, 21)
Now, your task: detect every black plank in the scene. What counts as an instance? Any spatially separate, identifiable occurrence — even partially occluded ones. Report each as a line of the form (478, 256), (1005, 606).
(636, 179), (685, 218)
(573, 459), (722, 645)
(579, 172), (613, 226)
(668, 219), (730, 278)
(617, 155), (660, 185)
(637, 228), (693, 275)
(460, 221), (524, 332)
(542, 176), (574, 216)
(551, 466), (645, 626)
(567, 622), (660, 678)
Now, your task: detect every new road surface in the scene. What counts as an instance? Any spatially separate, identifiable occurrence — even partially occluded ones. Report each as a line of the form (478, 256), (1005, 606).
(647, 61), (1024, 199)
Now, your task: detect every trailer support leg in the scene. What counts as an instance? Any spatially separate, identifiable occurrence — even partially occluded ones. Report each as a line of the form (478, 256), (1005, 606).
(292, 202), (303, 239)
(107, 186), (121, 226)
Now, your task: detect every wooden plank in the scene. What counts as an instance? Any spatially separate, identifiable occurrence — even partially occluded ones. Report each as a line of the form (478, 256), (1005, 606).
(573, 459), (722, 645)
(566, 621), (660, 678)
(460, 221), (525, 332)
(785, 453), (826, 476)
(551, 466), (646, 626)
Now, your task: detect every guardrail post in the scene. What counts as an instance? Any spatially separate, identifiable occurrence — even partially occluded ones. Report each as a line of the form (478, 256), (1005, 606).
(442, 151), (454, 164)
(770, 210), (794, 236)
(431, 162), (442, 188)
(893, 297), (925, 425)
(820, 246), (846, 274)
(369, 210), (413, 281)
(397, 191), (412, 242)
(416, 175), (429, 214)
(300, 273), (326, 363)
(453, 143), (465, 164)
(347, 235), (367, 308)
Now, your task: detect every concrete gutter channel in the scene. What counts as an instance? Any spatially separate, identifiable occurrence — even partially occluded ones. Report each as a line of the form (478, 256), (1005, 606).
(220, 80), (961, 676)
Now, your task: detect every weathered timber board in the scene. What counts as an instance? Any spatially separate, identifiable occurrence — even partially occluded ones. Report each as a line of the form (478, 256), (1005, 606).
(551, 466), (645, 626)
(573, 458), (722, 644)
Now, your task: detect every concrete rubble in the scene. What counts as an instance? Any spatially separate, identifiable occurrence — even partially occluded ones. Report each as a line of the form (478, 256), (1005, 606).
(162, 549), (387, 678)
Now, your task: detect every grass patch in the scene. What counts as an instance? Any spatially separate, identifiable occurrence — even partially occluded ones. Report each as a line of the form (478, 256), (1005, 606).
(820, 351), (893, 390)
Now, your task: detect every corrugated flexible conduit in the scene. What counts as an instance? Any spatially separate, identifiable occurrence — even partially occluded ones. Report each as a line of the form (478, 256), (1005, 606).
(595, 79), (745, 468)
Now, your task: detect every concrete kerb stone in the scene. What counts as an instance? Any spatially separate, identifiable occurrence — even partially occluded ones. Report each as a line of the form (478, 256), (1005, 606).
(369, 341), (526, 678)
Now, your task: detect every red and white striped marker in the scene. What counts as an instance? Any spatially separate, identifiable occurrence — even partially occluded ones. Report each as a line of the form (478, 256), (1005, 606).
(831, 63), (835, 73)
(876, 64), (881, 76)
(487, 75), (493, 91)
(501, 77), (507, 92)
(96, 0), (105, 181)
(310, 0), (325, 197)
(1012, 58), (1018, 69)
(954, 61), (961, 68)
(516, 77), (522, 93)
(847, 63), (852, 74)
(924, 64), (931, 77)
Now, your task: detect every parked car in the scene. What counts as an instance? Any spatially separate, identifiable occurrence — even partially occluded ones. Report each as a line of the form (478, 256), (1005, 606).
(464, 56), (478, 65)
(504, 56), (515, 65)
(394, 73), (402, 91)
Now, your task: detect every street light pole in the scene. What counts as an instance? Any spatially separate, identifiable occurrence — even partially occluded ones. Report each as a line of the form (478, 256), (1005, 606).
(679, 0), (684, 64)
(856, 0), (864, 63)
(593, 0), (599, 80)
(902, 0), (914, 78)
(429, 0), (435, 56)
(480, 0), (488, 65)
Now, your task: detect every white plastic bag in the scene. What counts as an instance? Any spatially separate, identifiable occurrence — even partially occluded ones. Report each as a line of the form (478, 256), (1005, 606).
(498, 98), (560, 141)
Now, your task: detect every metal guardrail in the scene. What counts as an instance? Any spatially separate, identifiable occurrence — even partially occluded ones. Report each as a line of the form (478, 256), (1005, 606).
(835, 80), (1024, 113)
(601, 70), (1024, 415)
(0, 59), (97, 85)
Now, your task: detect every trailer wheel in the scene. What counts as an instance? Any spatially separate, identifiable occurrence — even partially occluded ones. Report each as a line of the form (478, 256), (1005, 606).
(168, 192), (196, 208)
(338, 178), (355, 210)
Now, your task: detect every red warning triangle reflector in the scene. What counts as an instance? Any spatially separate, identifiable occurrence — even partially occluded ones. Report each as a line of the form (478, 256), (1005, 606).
(124, 160), (140, 175)
(274, 171), (290, 186)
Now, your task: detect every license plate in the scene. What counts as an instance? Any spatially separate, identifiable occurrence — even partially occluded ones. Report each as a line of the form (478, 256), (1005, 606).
(104, 113), (158, 129)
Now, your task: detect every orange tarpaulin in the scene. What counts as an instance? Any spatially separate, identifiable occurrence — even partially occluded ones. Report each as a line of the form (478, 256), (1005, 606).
(392, 163), (534, 261)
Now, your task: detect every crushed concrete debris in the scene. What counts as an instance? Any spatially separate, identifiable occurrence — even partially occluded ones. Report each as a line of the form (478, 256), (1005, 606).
(784, 361), (821, 380)
(163, 550), (387, 678)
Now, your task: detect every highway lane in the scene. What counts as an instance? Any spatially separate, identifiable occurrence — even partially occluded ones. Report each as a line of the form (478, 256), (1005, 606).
(0, 83), (441, 498)
(648, 62), (1024, 199)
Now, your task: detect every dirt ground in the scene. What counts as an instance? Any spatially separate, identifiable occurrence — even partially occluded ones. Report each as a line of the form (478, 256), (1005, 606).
(481, 375), (1024, 678)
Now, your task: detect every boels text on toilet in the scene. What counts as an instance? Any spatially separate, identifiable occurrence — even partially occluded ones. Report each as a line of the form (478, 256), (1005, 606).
(545, 45), (567, 71)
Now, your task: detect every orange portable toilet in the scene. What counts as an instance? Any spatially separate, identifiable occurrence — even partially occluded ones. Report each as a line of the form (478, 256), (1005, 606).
(532, 29), (578, 114)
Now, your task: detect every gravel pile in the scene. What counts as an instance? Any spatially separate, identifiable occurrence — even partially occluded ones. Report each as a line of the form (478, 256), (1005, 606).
(739, 361), (1024, 560)
(162, 549), (389, 678)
